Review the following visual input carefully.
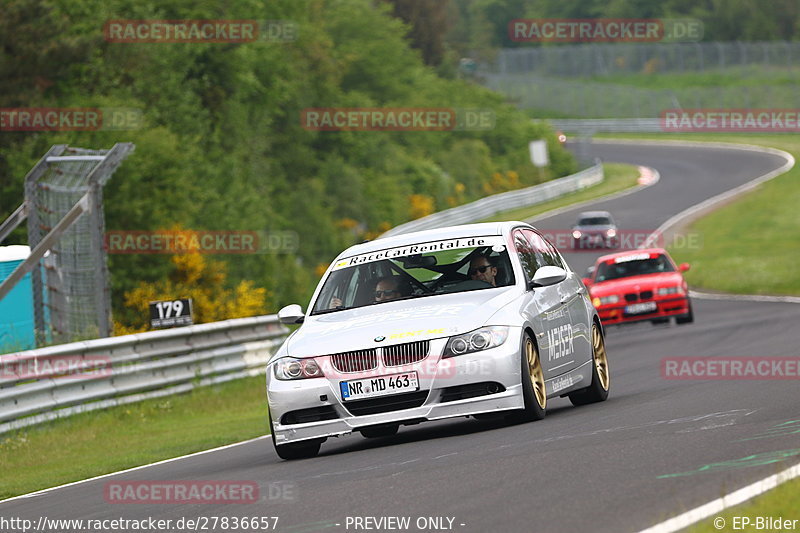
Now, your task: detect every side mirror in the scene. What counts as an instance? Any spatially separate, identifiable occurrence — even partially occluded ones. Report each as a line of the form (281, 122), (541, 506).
(278, 304), (305, 325)
(582, 277), (593, 287)
(530, 266), (567, 288)
(678, 263), (691, 272)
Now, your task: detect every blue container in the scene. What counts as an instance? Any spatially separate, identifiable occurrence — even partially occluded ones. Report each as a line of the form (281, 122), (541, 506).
(0, 245), (36, 352)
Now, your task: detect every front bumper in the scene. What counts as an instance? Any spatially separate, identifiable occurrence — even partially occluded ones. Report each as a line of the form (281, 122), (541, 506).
(596, 295), (690, 325)
(266, 333), (524, 445)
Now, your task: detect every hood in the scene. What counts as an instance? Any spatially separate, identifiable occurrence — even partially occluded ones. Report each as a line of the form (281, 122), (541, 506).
(286, 288), (519, 357)
(589, 272), (684, 296)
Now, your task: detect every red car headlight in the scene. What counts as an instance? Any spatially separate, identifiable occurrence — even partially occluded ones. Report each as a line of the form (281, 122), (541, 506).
(657, 286), (684, 296)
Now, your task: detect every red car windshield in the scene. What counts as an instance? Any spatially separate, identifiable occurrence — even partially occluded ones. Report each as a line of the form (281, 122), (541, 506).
(595, 254), (674, 282)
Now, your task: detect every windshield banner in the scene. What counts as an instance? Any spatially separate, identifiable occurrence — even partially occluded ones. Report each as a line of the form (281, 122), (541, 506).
(331, 236), (506, 270)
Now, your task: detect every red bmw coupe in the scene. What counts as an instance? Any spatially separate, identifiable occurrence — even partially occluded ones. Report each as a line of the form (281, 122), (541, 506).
(583, 248), (693, 326)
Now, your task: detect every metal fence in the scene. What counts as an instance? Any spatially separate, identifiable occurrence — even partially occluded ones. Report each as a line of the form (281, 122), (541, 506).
(480, 41), (800, 118)
(0, 144), (134, 346)
(0, 315), (288, 435)
(490, 41), (800, 77)
(381, 161), (603, 238)
(485, 75), (800, 118)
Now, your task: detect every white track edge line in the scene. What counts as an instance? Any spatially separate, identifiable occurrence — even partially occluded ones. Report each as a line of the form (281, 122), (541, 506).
(617, 139), (797, 304)
(1, 141), (794, 507)
(689, 290), (800, 304)
(528, 165), (660, 223)
(636, 461), (800, 533)
(0, 434), (269, 505)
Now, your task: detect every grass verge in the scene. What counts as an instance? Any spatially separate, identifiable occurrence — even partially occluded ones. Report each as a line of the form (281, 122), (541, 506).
(687, 474), (800, 532)
(585, 65), (800, 90)
(596, 133), (800, 296)
(0, 375), (269, 500)
(481, 162), (641, 223)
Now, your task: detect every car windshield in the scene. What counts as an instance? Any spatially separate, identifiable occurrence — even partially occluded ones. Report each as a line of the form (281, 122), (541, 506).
(578, 216), (612, 226)
(311, 236), (515, 314)
(595, 253), (674, 282)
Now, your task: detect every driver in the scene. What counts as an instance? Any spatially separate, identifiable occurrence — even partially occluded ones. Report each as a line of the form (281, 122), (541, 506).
(328, 275), (411, 309)
(373, 276), (409, 303)
(468, 256), (498, 287)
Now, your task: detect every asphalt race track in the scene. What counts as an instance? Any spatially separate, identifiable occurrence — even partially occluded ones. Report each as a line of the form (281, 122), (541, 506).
(3, 141), (799, 533)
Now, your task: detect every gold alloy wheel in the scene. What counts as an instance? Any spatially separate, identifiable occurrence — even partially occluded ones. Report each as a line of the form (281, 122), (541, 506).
(592, 324), (610, 391)
(525, 338), (546, 409)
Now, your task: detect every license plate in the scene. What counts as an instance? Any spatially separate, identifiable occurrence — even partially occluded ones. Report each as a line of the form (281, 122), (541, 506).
(340, 372), (419, 401)
(625, 301), (657, 315)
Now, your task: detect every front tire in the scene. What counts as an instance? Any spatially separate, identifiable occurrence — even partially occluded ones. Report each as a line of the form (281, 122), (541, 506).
(676, 300), (694, 324)
(509, 334), (546, 422)
(569, 322), (610, 406)
(269, 415), (322, 460)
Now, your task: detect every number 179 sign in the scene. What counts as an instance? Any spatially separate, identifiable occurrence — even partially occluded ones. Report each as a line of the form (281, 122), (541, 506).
(149, 298), (193, 329)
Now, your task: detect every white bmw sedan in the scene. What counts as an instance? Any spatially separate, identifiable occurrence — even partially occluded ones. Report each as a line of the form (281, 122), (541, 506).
(267, 222), (610, 459)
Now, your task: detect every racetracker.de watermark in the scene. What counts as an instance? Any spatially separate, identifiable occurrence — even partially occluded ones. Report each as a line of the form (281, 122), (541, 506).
(104, 230), (299, 254)
(300, 108), (495, 131)
(103, 480), (296, 504)
(0, 108), (142, 131)
(508, 18), (703, 43)
(104, 20), (297, 43)
(662, 357), (800, 380)
(539, 229), (702, 252)
(661, 109), (800, 132)
(0, 355), (111, 380)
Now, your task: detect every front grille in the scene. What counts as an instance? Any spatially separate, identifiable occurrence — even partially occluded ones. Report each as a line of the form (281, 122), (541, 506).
(624, 293), (639, 302)
(640, 290), (653, 300)
(281, 406), (339, 425)
(439, 382), (505, 403)
(383, 340), (430, 367)
(331, 349), (377, 373)
(343, 391), (429, 416)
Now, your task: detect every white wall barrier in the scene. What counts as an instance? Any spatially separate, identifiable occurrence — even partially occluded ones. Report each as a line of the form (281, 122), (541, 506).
(381, 161), (603, 237)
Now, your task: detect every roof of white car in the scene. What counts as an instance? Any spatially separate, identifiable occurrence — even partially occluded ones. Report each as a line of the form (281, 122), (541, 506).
(340, 221), (528, 258)
(579, 210), (612, 218)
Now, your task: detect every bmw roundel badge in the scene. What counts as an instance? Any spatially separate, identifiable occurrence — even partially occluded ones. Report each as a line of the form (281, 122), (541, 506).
(374, 335), (385, 342)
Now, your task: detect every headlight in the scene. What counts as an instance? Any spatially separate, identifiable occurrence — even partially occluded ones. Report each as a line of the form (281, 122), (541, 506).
(594, 295), (619, 306)
(572, 230), (582, 239)
(606, 229), (617, 237)
(443, 326), (509, 358)
(657, 286), (684, 295)
(273, 357), (324, 380)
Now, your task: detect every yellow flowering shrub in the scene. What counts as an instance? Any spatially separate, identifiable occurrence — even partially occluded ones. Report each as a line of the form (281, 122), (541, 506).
(116, 252), (269, 334)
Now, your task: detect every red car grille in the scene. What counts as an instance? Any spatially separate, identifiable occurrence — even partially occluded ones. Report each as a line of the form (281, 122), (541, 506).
(625, 290), (653, 302)
(383, 340), (430, 367)
(330, 349), (377, 373)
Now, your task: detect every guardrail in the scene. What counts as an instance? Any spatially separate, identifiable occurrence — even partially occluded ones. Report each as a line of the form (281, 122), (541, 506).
(547, 118), (663, 134)
(381, 161), (603, 238)
(0, 316), (288, 435)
